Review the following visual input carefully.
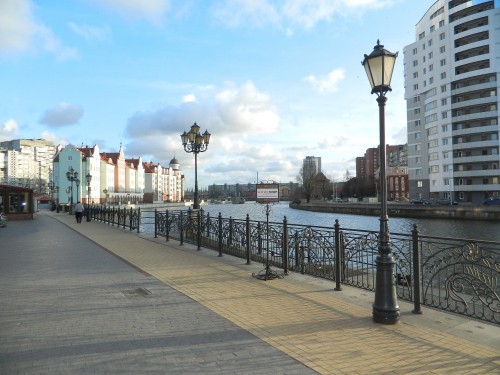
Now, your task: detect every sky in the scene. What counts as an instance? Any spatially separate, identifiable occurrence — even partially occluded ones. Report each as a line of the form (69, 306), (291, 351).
(0, 0), (436, 189)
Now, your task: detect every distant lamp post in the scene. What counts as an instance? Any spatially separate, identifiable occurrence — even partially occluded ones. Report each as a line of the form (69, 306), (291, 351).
(54, 186), (60, 212)
(75, 178), (80, 203)
(66, 167), (78, 214)
(86, 173), (92, 222)
(48, 180), (55, 204)
(181, 122), (211, 209)
(103, 189), (108, 205)
(362, 40), (400, 324)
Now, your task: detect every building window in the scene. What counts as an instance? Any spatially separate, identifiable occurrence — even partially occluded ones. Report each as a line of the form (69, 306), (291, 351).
(439, 32), (445, 40)
(429, 52), (433, 59)
(429, 77), (434, 84)
(413, 60), (418, 67)
(413, 72), (418, 78)
(414, 120), (421, 127)
(442, 124), (448, 132)
(439, 20), (445, 27)
(441, 72), (446, 79)
(441, 85), (447, 93)
(440, 59), (446, 66)
(441, 111), (447, 119)
(442, 138), (448, 145)
(428, 39), (433, 47)
(429, 64), (433, 71)
(417, 180), (423, 187)
(419, 32), (425, 40)
(413, 48), (418, 55)
(430, 25), (435, 33)
(441, 98), (447, 105)
(68, 156), (72, 160)
(414, 108), (420, 115)
(414, 84), (419, 90)
(440, 46), (445, 53)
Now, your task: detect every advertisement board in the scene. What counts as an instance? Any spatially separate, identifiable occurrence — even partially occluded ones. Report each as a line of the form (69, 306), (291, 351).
(256, 183), (280, 203)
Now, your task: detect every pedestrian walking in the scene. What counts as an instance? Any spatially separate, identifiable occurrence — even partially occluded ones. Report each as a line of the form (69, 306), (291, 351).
(75, 201), (84, 223)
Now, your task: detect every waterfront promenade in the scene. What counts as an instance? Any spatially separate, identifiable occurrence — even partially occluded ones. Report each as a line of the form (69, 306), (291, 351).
(1, 211), (499, 374)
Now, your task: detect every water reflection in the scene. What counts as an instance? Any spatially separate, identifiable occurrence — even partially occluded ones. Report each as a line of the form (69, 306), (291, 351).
(200, 201), (500, 242)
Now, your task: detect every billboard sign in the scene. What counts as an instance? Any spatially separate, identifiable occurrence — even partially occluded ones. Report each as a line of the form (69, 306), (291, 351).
(256, 183), (279, 203)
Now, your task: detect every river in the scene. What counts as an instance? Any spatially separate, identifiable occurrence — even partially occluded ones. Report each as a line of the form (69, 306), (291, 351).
(198, 201), (500, 242)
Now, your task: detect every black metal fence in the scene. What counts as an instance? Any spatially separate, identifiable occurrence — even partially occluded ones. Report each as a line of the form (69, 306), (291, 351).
(90, 206), (500, 325)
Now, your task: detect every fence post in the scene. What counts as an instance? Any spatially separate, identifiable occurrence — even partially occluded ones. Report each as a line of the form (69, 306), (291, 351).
(197, 210), (201, 251)
(283, 216), (289, 275)
(165, 210), (169, 242)
(334, 219), (342, 291)
(123, 208), (126, 229)
(137, 207), (141, 233)
(180, 211), (184, 246)
(206, 212), (211, 237)
(112, 207), (115, 226)
(218, 212), (223, 257)
(412, 224), (422, 314)
(246, 214), (251, 265)
(257, 222), (262, 254)
(294, 232), (299, 269)
(229, 217), (233, 246)
(154, 209), (158, 238)
(129, 207), (133, 230)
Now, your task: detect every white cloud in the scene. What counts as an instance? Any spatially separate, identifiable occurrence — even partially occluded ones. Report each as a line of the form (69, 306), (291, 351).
(211, 0), (395, 30)
(68, 22), (111, 42)
(39, 103), (84, 127)
(303, 68), (345, 93)
(91, 0), (171, 25)
(0, 119), (20, 141)
(0, 0), (77, 60)
(182, 94), (197, 103)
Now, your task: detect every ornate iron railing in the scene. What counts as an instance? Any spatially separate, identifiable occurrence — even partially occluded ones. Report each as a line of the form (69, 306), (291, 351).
(92, 206), (500, 324)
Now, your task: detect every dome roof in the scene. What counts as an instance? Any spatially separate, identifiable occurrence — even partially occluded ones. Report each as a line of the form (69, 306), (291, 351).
(170, 157), (179, 165)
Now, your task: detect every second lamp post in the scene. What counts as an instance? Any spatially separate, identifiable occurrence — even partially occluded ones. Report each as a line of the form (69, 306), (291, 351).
(66, 167), (78, 214)
(362, 40), (400, 324)
(181, 122), (211, 209)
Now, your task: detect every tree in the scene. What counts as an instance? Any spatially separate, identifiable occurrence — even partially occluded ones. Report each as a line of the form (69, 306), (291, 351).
(296, 166), (315, 203)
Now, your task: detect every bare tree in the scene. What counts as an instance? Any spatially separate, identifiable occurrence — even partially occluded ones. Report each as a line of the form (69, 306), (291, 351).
(296, 166), (315, 203)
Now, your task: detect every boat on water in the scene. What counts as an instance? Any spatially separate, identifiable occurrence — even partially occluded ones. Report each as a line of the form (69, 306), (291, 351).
(231, 196), (245, 204)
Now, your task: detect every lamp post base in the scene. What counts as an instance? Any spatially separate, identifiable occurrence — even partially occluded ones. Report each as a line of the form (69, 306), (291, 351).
(372, 254), (400, 324)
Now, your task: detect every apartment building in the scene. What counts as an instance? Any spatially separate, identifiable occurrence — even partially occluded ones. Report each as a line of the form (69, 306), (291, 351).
(302, 156), (322, 182)
(404, 0), (499, 203)
(0, 139), (56, 193)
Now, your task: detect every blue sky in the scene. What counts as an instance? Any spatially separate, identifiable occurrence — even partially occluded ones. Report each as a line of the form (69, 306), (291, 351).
(1, 0), (434, 188)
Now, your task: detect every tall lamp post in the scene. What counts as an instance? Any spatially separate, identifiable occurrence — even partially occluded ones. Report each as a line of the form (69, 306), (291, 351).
(75, 178), (81, 203)
(362, 40), (400, 324)
(66, 167), (78, 214)
(103, 189), (108, 205)
(48, 181), (55, 208)
(86, 173), (92, 221)
(181, 122), (211, 209)
(54, 186), (60, 212)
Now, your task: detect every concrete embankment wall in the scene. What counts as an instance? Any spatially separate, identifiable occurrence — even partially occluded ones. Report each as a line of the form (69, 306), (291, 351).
(290, 202), (500, 221)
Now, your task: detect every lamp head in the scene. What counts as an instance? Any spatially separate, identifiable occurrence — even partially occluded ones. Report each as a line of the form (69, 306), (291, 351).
(362, 40), (398, 95)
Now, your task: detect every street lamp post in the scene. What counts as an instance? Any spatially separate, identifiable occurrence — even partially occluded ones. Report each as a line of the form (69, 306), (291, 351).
(54, 186), (60, 212)
(48, 181), (55, 209)
(103, 189), (108, 205)
(75, 178), (80, 203)
(362, 40), (400, 324)
(86, 173), (92, 222)
(181, 122), (211, 209)
(66, 167), (78, 214)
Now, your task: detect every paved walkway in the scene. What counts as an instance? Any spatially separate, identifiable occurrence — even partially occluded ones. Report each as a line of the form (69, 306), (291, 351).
(1, 211), (499, 374)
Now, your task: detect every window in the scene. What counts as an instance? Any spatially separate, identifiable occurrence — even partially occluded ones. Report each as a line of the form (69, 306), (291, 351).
(429, 64), (433, 71)
(429, 77), (434, 84)
(444, 178), (450, 185)
(430, 165), (439, 173)
(444, 165), (449, 172)
(414, 120), (421, 127)
(441, 98), (447, 105)
(428, 139), (439, 148)
(439, 20), (445, 27)
(419, 32), (425, 40)
(440, 59), (446, 66)
(414, 84), (419, 90)
(442, 138), (448, 145)
(429, 152), (438, 160)
(442, 124), (448, 132)
(428, 39), (433, 47)
(413, 96), (420, 103)
(441, 72), (446, 79)
(417, 180), (423, 187)
(430, 25), (435, 33)
(414, 108), (421, 115)
(443, 151), (448, 159)
(440, 46), (446, 53)
(413, 60), (418, 67)
(413, 72), (418, 78)
(442, 111), (447, 119)
(423, 56), (426, 63)
(68, 156), (73, 160)
(428, 52), (433, 59)
(423, 68), (427, 74)
(439, 32), (445, 40)
(412, 48), (418, 55)
(441, 85), (447, 93)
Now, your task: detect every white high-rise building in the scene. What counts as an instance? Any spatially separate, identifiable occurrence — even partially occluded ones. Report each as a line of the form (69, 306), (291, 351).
(303, 156), (321, 182)
(404, 0), (499, 203)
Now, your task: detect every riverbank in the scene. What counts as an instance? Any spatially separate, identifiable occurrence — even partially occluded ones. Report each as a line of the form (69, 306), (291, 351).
(289, 201), (500, 221)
